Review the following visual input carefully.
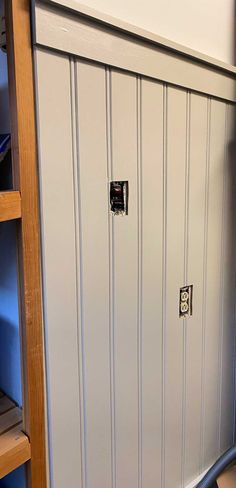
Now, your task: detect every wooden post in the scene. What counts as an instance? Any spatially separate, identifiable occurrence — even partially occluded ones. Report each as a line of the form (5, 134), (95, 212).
(5, 1), (47, 486)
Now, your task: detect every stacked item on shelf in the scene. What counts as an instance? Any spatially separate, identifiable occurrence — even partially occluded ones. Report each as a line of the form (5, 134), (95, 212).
(0, 134), (10, 162)
(0, 134), (11, 190)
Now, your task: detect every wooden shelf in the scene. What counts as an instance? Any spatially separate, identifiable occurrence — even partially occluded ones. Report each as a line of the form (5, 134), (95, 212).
(0, 191), (21, 223)
(0, 392), (31, 479)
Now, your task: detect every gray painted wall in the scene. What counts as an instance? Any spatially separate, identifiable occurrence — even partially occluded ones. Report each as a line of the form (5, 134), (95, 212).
(77, 0), (235, 65)
(35, 46), (236, 488)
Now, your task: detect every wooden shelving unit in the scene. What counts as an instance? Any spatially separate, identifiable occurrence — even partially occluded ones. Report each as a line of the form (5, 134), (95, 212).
(0, 392), (31, 479)
(0, 1), (48, 486)
(0, 191), (21, 222)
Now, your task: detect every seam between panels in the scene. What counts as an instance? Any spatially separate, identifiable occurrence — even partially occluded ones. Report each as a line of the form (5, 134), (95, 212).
(137, 75), (143, 488)
(230, 102), (236, 446)
(161, 83), (168, 488)
(105, 66), (116, 488)
(70, 56), (88, 488)
(233, 294), (236, 444)
(33, 49), (54, 488)
(234, 209), (236, 445)
(182, 90), (191, 488)
(199, 97), (211, 474)
(218, 103), (228, 455)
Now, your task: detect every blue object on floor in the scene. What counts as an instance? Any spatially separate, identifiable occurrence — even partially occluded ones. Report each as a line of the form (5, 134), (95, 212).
(0, 466), (25, 488)
(197, 444), (236, 487)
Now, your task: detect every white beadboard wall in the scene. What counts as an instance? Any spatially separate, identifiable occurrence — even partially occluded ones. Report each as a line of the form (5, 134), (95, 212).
(34, 44), (236, 487)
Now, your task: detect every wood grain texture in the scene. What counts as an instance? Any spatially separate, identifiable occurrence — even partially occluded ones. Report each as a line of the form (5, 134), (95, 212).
(0, 191), (21, 222)
(0, 393), (31, 479)
(0, 425), (31, 480)
(5, 1), (47, 486)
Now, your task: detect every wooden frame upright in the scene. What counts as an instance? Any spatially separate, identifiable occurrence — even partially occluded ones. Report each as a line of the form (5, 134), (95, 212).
(4, 1), (47, 486)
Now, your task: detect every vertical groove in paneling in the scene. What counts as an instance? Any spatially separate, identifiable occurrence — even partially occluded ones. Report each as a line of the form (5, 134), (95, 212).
(137, 76), (143, 488)
(111, 70), (139, 488)
(184, 92), (191, 284)
(75, 60), (112, 488)
(141, 78), (164, 488)
(234, 321), (236, 446)
(37, 49), (236, 488)
(161, 83), (168, 488)
(234, 335), (236, 445)
(200, 97), (211, 473)
(165, 86), (187, 487)
(233, 105), (236, 450)
(219, 103), (236, 453)
(105, 66), (116, 488)
(182, 90), (191, 487)
(184, 93), (208, 485)
(203, 99), (226, 469)
(234, 250), (236, 446)
(36, 50), (82, 488)
(218, 104), (228, 454)
(228, 103), (235, 452)
(71, 58), (87, 488)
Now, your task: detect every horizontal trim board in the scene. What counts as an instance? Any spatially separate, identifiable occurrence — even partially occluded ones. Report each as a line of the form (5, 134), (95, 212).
(37, 0), (236, 75)
(33, 2), (236, 102)
(0, 191), (21, 222)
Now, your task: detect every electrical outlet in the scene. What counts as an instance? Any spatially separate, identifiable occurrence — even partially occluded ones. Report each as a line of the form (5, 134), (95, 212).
(179, 285), (193, 318)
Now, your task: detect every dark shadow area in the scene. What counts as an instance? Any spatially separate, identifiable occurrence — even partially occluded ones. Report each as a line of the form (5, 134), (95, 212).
(0, 466), (26, 488)
(0, 317), (22, 406)
(223, 133), (236, 453)
(0, 221), (22, 406)
(0, 150), (12, 191)
(0, 83), (10, 135)
(232, 0), (236, 444)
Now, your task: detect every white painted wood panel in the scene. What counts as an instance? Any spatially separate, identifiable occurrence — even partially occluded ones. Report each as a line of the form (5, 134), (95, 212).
(202, 100), (226, 470)
(74, 59), (112, 488)
(110, 70), (139, 488)
(35, 49), (82, 488)
(184, 94), (208, 485)
(35, 0), (234, 74)
(33, 3), (236, 102)
(164, 86), (187, 487)
(34, 29), (236, 488)
(219, 104), (236, 453)
(141, 78), (164, 487)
